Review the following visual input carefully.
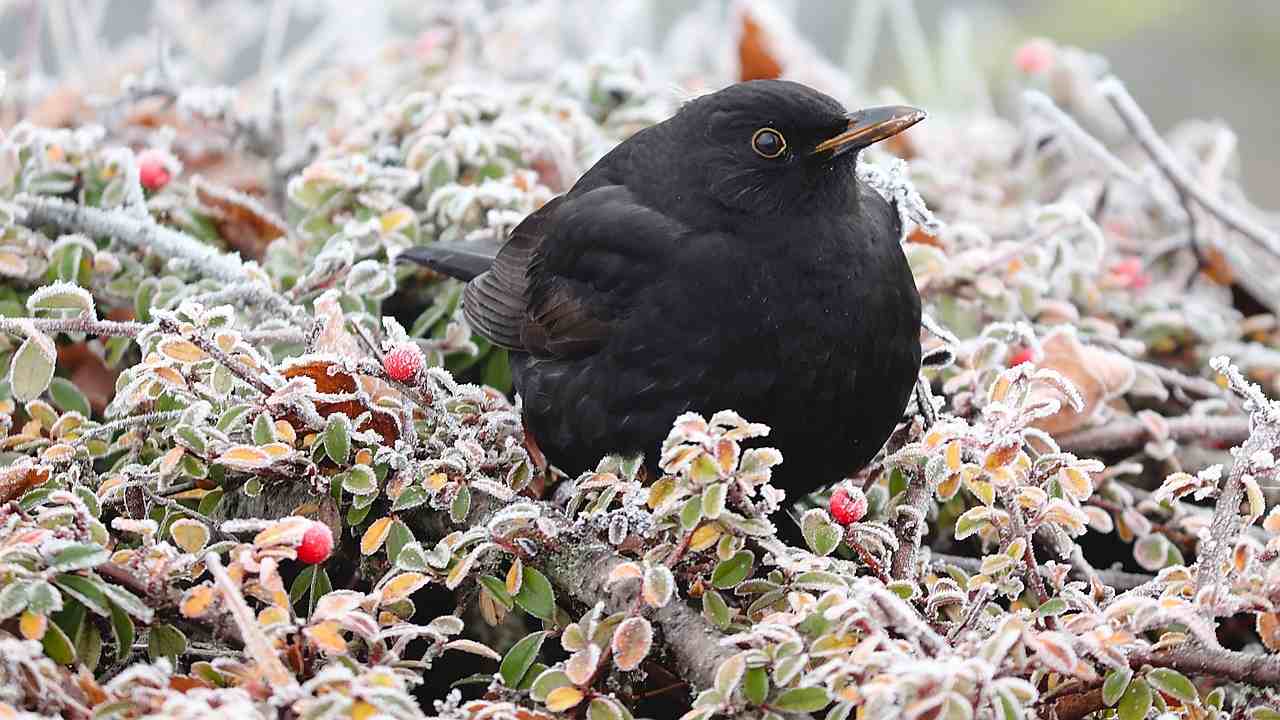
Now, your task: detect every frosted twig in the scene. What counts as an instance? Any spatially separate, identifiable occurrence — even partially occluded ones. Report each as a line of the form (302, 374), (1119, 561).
(205, 552), (299, 693)
(16, 194), (257, 284)
(1058, 414), (1248, 454)
(156, 316), (276, 395)
(75, 410), (186, 443)
(0, 316), (146, 337)
(1022, 90), (1144, 186)
(890, 467), (934, 582)
(1138, 361), (1227, 400)
(1098, 77), (1280, 259)
(1194, 357), (1279, 604)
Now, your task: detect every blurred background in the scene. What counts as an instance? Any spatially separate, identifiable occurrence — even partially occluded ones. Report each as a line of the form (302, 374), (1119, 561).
(1, 0), (1276, 206)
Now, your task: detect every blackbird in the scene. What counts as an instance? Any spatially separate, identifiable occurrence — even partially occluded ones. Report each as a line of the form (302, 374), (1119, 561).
(401, 80), (923, 512)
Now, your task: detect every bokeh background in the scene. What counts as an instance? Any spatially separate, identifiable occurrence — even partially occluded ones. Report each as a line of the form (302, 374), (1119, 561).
(1, 0), (1277, 206)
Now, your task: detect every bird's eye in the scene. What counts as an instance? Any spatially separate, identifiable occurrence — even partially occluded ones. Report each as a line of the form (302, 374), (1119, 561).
(751, 128), (786, 158)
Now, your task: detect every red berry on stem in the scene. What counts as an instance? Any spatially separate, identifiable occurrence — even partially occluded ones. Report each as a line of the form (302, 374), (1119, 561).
(297, 522), (333, 564)
(1014, 38), (1055, 75)
(383, 344), (423, 382)
(1007, 346), (1035, 368)
(137, 150), (171, 191)
(829, 484), (867, 526)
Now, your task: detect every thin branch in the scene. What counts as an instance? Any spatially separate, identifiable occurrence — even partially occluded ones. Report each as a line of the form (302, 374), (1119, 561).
(156, 316), (276, 395)
(1058, 414), (1248, 454)
(1023, 90), (1144, 186)
(1098, 76), (1280, 260)
(75, 410), (187, 443)
(891, 466), (934, 581)
(1129, 643), (1280, 687)
(931, 552), (1152, 593)
(0, 316), (146, 338)
(16, 193), (258, 285)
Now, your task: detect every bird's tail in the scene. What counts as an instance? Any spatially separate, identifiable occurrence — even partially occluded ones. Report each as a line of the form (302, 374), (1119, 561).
(396, 241), (501, 282)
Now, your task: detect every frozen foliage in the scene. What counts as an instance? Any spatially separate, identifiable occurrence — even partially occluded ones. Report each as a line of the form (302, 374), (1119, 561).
(0, 2), (1276, 720)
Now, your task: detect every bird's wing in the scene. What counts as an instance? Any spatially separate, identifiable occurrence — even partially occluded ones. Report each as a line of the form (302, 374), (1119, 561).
(464, 185), (683, 358)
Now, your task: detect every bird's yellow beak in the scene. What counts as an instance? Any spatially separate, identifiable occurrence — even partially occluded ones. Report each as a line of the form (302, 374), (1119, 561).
(812, 105), (926, 157)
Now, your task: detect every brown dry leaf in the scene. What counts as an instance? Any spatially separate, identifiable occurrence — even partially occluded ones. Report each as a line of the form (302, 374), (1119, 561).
(57, 342), (118, 414)
(731, 1), (849, 95)
(0, 461), (51, 505)
(1258, 612), (1280, 652)
(1201, 246), (1234, 286)
(737, 10), (783, 81)
(194, 177), (288, 261)
(279, 358), (400, 444)
(1029, 328), (1136, 435)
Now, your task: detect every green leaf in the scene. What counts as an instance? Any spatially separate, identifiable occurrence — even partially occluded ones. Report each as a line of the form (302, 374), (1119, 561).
(53, 574), (110, 616)
(73, 617), (102, 672)
(711, 550), (755, 589)
(0, 582), (30, 620)
(109, 601), (135, 660)
(530, 668), (572, 702)
(386, 520), (413, 566)
(479, 575), (514, 610)
(680, 495), (704, 530)
(498, 631), (545, 688)
(147, 623), (188, 662)
(290, 566), (315, 605)
(1118, 678), (1153, 720)
(450, 485), (471, 523)
(41, 615), (76, 664)
(954, 506), (992, 541)
(252, 412), (276, 445)
(100, 582), (153, 623)
(513, 566), (555, 620)
(49, 377), (91, 417)
(744, 666), (769, 706)
(772, 686), (831, 713)
(802, 510), (841, 557)
(9, 332), (55, 402)
(26, 581), (62, 615)
(391, 485), (430, 511)
(343, 465), (378, 495)
(1145, 668), (1198, 704)
(1103, 667), (1134, 707)
(1036, 597), (1068, 619)
(324, 414), (351, 465)
(702, 589), (731, 630)
(50, 543), (109, 572)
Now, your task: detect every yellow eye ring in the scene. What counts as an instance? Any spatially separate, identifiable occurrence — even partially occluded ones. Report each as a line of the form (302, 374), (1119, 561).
(751, 128), (787, 159)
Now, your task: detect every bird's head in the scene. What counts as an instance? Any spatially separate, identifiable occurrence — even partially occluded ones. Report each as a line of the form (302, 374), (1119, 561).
(665, 80), (924, 217)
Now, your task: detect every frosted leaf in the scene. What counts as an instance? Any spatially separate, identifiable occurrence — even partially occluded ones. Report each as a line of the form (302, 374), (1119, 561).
(26, 281), (96, 318)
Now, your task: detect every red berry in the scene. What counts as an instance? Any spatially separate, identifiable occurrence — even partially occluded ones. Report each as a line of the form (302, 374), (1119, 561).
(1014, 38), (1055, 75)
(297, 522), (333, 564)
(829, 485), (867, 526)
(383, 344), (423, 382)
(138, 151), (171, 191)
(1007, 347), (1035, 368)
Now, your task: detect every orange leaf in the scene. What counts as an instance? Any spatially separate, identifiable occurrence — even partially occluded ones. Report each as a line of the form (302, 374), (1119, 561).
(360, 517), (393, 556)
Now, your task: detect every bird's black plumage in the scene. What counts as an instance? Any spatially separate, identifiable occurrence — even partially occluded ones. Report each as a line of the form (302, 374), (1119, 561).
(401, 80), (923, 505)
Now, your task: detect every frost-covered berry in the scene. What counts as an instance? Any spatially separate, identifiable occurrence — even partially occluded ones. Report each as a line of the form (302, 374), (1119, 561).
(1007, 347), (1035, 368)
(829, 484), (867, 525)
(383, 344), (423, 382)
(297, 522), (333, 564)
(1014, 38), (1055, 75)
(138, 151), (171, 191)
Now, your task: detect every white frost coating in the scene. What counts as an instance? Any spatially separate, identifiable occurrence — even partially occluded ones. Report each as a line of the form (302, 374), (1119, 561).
(16, 193), (259, 285)
(26, 280), (96, 319)
(858, 156), (943, 235)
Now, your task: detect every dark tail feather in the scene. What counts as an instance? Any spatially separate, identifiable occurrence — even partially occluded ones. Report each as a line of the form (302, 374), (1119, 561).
(397, 241), (501, 282)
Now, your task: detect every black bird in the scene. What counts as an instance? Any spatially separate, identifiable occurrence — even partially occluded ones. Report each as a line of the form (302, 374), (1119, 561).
(401, 80), (923, 514)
